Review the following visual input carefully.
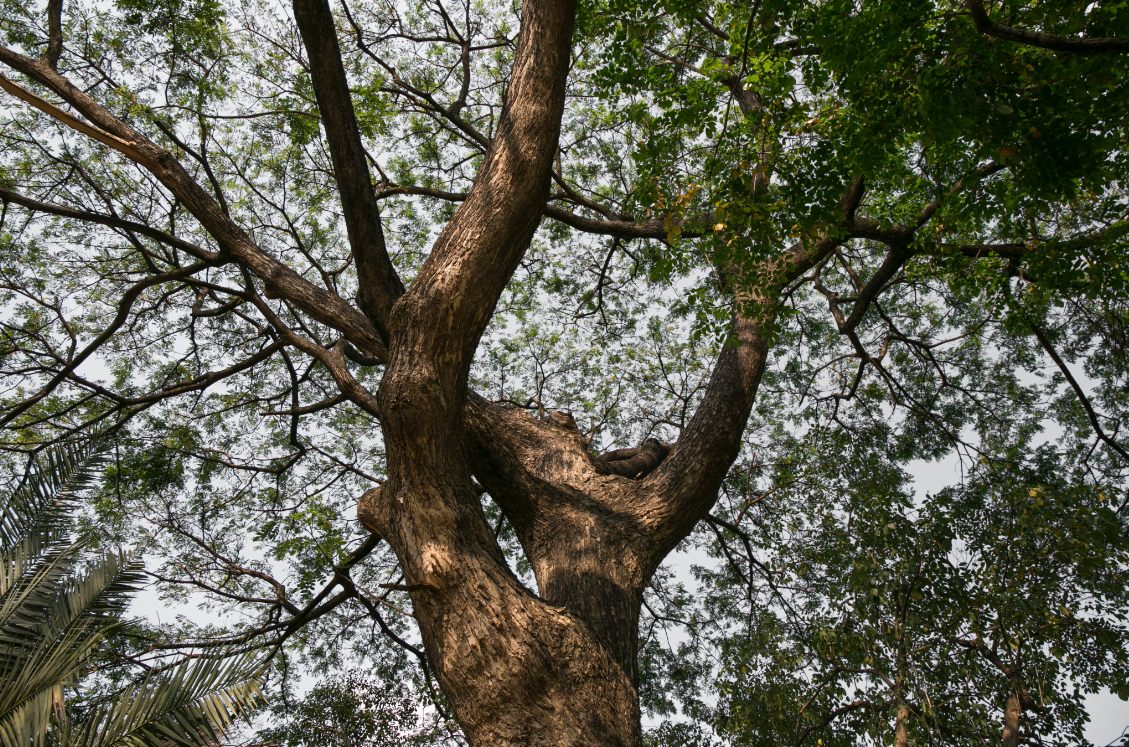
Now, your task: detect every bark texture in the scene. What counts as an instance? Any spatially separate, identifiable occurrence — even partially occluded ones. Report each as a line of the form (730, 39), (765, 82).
(894, 704), (909, 747)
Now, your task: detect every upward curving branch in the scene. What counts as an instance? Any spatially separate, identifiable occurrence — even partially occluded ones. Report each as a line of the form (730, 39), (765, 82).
(642, 177), (867, 557)
(386, 0), (578, 376)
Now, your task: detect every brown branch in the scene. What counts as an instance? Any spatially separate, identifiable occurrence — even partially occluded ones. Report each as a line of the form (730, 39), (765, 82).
(952, 636), (1046, 713)
(45, 0), (63, 70)
(1017, 303), (1129, 462)
(0, 48), (388, 360)
(241, 289), (382, 417)
(0, 72), (149, 162)
(592, 438), (671, 478)
(840, 245), (913, 333)
(0, 187), (217, 260)
(261, 393), (347, 416)
(967, 0), (1129, 54)
(292, 0), (405, 339)
(544, 203), (703, 239)
(0, 262), (215, 429)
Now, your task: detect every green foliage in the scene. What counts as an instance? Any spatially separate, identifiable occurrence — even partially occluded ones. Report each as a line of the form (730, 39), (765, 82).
(2, 0), (1129, 743)
(258, 670), (444, 747)
(0, 440), (266, 747)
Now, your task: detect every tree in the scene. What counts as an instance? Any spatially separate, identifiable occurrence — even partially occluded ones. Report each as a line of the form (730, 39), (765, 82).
(0, 439), (265, 747)
(257, 669), (443, 747)
(0, 0), (1126, 743)
(701, 442), (1129, 747)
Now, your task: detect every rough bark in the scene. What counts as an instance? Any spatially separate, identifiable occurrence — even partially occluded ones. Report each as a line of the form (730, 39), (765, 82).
(1, 2), (861, 741)
(352, 0), (653, 739)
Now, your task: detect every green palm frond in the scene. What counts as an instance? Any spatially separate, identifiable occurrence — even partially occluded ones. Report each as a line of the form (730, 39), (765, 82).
(49, 552), (147, 640)
(1, 440), (120, 659)
(0, 682), (62, 747)
(0, 439), (266, 747)
(0, 439), (107, 551)
(0, 619), (119, 747)
(0, 540), (84, 651)
(0, 551), (146, 747)
(1, 439), (109, 599)
(69, 654), (266, 747)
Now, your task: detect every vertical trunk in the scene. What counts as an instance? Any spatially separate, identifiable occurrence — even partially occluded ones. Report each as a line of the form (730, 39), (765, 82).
(894, 704), (909, 747)
(1002, 693), (1021, 747)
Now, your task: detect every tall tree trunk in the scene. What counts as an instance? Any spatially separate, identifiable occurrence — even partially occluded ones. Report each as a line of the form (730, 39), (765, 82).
(1002, 693), (1021, 747)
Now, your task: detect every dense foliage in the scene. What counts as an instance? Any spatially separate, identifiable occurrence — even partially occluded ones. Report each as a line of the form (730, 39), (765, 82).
(1, 0), (1127, 743)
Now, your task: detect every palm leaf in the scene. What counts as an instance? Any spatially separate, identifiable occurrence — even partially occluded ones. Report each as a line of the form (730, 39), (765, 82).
(0, 439), (266, 747)
(0, 540), (85, 654)
(69, 654), (266, 747)
(0, 439), (107, 553)
(0, 619), (118, 747)
(1, 439), (109, 601)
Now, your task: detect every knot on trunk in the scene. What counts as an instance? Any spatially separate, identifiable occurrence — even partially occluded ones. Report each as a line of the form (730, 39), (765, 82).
(357, 485), (389, 536)
(592, 438), (671, 479)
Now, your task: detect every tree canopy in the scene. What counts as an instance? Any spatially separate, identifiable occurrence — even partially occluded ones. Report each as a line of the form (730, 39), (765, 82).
(1, 0), (1127, 744)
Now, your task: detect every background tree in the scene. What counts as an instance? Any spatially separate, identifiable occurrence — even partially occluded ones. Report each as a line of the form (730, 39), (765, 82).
(697, 441), (1129, 747)
(0, 0), (1127, 744)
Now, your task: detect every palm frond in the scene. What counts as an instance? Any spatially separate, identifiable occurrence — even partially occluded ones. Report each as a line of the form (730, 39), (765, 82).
(0, 620), (118, 747)
(70, 654), (266, 747)
(0, 540), (85, 652)
(1, 439), (109, 596)
(0, 439), (267, 747)
(50, 552), (147, 639)
(0, 683), (60, 747)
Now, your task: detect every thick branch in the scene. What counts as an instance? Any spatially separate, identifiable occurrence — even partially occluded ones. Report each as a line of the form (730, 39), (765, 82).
(385, 0), (578, 378)
(592, 438), (670, 478)
(639, 178), (866, 561)
(292, 0), (405, 339)
(967, 0), (1129, 54)
(45, 0), (63, 69)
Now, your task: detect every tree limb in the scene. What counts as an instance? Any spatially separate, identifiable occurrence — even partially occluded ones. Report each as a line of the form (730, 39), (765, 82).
(0, 187), (217, 260)
(292, 0), (405, 340)
(0, 48), (388, 360)
(967, 0), (1129, 54)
